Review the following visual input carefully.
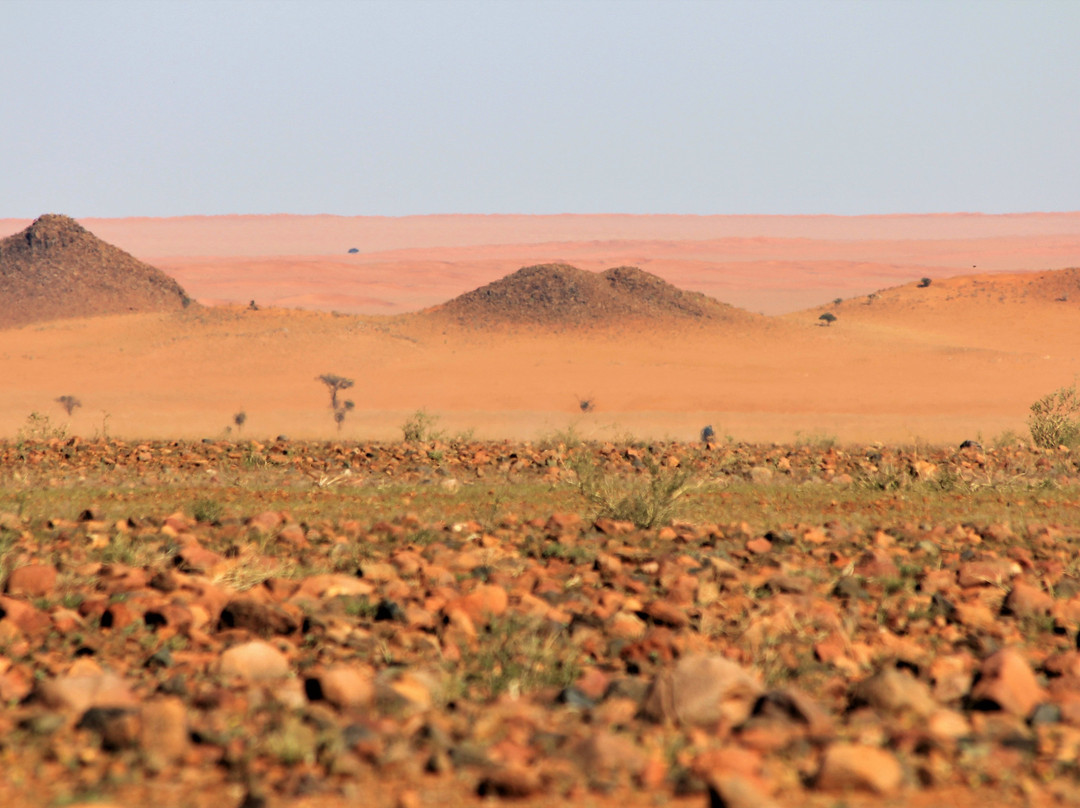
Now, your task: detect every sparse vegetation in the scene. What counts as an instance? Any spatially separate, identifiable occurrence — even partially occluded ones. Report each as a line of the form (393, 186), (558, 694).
(577, 396), (595, 413)
(191, 498), (225, 524)
(233, 410), (247, 434)
(1029, 383), (1080, 448)
(317, 373), (355, 432)
(400, 408), (442, 442)
(819, 312), (837, 326)
(918, 277), (932, 288)
(572, 454), (697, 528)
(55, 395), (81, 416)
(17, 412), (67, 443)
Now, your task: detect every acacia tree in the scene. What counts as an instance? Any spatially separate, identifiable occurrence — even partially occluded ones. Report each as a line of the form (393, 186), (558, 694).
(819, 312), (837, 327)
(56, 395), (81, 416)
(318, 374), (355, 431)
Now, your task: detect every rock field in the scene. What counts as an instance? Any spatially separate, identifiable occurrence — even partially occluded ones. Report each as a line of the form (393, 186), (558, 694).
(2, 437), (1080, 807)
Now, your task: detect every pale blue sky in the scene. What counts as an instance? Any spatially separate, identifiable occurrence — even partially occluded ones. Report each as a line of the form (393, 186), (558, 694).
(3, 0), (1079, 217)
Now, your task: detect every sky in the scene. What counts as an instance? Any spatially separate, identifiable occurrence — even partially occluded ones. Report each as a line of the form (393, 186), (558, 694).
(3, 0), (1079, 218)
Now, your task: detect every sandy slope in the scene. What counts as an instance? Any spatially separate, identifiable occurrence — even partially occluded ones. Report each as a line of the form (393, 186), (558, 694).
(2, 214), (1079, 444)
(3, 213), (1080, 315)
(2, 276), (1077, 444)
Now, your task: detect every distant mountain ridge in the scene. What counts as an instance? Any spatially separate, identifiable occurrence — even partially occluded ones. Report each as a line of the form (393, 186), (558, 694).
(0, 214), (192, 329)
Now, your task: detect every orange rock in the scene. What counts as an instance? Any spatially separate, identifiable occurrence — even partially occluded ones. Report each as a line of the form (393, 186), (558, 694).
(642, 654), (763, 729)
(37, 671), (137, 714)
(1004, 581), (1054, 618)
(309, 665), (375, 709)
(970, 647), (1047, 718)
(217, 640), (290, 681)
(816, 743), (903, 795)
(5, 563), (58, 597)
(139, 697), (189, 771)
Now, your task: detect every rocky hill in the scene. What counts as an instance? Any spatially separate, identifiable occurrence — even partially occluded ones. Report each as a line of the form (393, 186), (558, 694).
(0, 214), (192, 328)
(427, 263), (757, 327)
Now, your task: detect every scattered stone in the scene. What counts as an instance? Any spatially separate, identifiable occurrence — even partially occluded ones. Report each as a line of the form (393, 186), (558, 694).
(5, 563), (58, 597)
(816, 743), (903, 795)
(641, 655), (763, 729)
(217, 641), (290, 681)
(969, 648), (1047, 717)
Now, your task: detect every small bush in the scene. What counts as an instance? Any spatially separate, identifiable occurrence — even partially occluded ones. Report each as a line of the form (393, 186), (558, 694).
(401, 409), (442, 442)
(191, 498), (224, 524)
(918, 277), (932, 288)
(1029, 384), (1080, 448)
(17, 412), (67, 443)
(573, 455), (697, 529)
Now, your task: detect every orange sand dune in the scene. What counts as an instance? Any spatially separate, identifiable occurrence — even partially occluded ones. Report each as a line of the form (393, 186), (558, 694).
(3, 213), (1080, 315)
(3, 213), (1079, 444)
(1, 280), (1077, 444)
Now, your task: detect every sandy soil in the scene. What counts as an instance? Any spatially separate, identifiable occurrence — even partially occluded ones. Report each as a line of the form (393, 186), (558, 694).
(1, 214), (1079, 444)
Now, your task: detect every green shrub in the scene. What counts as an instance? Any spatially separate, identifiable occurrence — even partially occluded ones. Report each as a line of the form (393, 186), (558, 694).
(401, 409), (442, 442)
(191, 498), (224, 524)
(573, 455), (696, 529)
(17, 412), (67, 443)
(1029, 384), (1080, 448)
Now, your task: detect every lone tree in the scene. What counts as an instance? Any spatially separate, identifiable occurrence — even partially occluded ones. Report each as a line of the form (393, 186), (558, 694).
(819, 312), (837, 327)
(318, 374), (355, 431)
(233, 410), (247, 434)
(56, 395), (81, 416)
(918, 277), (932, 288)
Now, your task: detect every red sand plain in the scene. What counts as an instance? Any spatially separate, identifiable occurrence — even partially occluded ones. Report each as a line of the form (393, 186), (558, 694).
(2, 213), (1079, 444)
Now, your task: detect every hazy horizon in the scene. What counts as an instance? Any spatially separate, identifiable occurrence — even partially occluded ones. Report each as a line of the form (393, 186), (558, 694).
(4, 0), (1079, 218)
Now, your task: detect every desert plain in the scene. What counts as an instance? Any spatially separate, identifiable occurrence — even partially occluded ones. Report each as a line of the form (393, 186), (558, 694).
(2, 212), (1080, 444)
(3, 214), (1080, 808)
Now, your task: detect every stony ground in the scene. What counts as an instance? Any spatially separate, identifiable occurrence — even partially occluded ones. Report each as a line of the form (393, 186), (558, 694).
(3, 437), (1080, 807)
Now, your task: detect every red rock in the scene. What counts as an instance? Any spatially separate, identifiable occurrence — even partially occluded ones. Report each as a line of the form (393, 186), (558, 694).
(745, 537), (772, 555)
(478, 764), (544, 797)
(576, 730), (646, 778)
(292, 574), (374, 600)
(853, 667), (937, 718)
(5, 563), (57, 597)
(642, 600), (690, 628)
(0, 595), (52, 636)
(309, 665), (375, 709)
(139, 697), (189, 770)
(217, 640), (290, 681)
(37, 671), (137, 713)
(247, 510), (284, 534)
(175, 544), (228, 576)
(708, 775), (780, 808)
(854, 548), (898, 578)
(816, 743), (903, 795)
(958, 559), (1021, 588)
(970, 647), (1047, 717)
(102, 601), (139, 630)
(641, 654), (763, 729)
(1004, 581), (1054, 618)
(218, 597), (299, 635)
(609, 611), (647, 640)
(444, 584), (508, 626)
(0, 664), (33, 702)
(929, 654), (975, 703)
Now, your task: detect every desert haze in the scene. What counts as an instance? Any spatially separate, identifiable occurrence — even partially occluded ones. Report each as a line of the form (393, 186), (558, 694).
(2, 212), (1080, 444)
